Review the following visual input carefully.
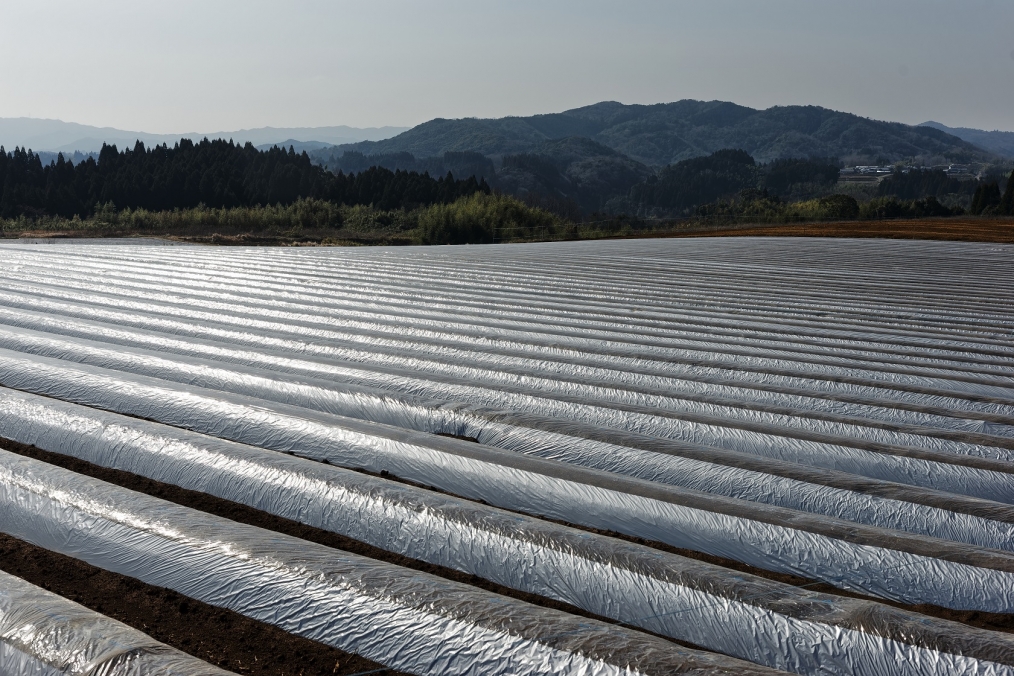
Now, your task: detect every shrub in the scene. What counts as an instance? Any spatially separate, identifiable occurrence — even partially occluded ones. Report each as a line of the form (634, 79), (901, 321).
(776, 194), (859, 222)
(418, 193), (561, 245)
(970, 182), (1002, 215)
(859, 196), (961, 219)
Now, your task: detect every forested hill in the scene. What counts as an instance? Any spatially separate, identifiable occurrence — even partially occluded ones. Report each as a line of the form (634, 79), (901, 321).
(338, 100), (991, 166)
(0, 139), (487, 219)
(919, 121), (1014, 159)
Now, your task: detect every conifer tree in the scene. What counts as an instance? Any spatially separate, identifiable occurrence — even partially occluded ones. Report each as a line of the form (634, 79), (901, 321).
(971, 182), (1001, 215)
(1001, 170), (1014, 216)
(0, 140), (489, 220)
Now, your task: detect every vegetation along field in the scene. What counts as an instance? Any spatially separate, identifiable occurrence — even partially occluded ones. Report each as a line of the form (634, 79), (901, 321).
(3, 100), (1014, 246)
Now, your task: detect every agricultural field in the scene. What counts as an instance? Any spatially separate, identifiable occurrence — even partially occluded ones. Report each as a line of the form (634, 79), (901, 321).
(0, 236), (1013, 676)
(677, 217), (1014, 243)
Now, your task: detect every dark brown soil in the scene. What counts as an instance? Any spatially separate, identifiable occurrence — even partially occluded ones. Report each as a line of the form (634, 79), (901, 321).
(552, 518), (1014, 634)
(6, 229), (413, 247)
(0, 532), (396, 676)
(0, 438), (712, 656)
(671, 217), (1014, 243)
(11, 216), (1014, 247)
(410, 435), (1014, 633)
(0, 437), (659, 619)
(2, 435), (1012, 647)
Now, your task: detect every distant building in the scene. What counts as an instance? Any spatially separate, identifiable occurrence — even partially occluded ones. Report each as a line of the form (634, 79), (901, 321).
(838, 165), (893, 182)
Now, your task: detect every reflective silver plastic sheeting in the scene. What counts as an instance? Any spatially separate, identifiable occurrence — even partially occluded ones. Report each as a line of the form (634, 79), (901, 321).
(0, 282), (1009, 485)
(5, 388), (1014, 676)
(0, 569), (234, 676)
(1, 247), (1012, 452)
(0, 321), (1013, 552)
(0, 238), (1012, 675)
(0, 449), (784, 676)
(2, 350), (1014, 614)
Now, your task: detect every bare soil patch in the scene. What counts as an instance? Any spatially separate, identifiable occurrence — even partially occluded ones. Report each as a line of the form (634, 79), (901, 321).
(2, 436), (1011, 645)
(0, 535), (395, 676)
(0, 438), (712, 649)
(672, 217), (1014, 243)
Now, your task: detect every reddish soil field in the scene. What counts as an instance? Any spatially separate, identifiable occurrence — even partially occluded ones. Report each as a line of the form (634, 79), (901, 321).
(674, 217), (1014, 243)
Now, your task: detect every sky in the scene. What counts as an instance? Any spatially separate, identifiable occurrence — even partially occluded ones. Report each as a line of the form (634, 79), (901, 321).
(2, 0), (1013, 133)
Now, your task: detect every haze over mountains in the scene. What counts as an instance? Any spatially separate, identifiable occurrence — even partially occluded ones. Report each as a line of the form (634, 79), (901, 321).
(918, 121), (1014, 160)
(0, 118), (409, 154)
(6, 100), (1011, 166)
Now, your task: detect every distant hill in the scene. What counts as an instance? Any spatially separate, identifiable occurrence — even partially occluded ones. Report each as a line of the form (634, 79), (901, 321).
(254, 139), (338, 153)
(0, 118), (409, 154)
(919, 121), (1014, 158)
(338, 100), (991, 167)
(34, 150), (98, 166)
(311, 136), (652, 214)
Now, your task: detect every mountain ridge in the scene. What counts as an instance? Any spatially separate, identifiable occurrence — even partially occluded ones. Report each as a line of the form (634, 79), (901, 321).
(0, 118), (409, 154)
(336, 100), (993, 167)
(919, 121), (1014, 159)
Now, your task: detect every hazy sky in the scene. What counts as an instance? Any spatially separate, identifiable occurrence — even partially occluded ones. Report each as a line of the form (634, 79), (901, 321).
(2, 0), (1012, 133)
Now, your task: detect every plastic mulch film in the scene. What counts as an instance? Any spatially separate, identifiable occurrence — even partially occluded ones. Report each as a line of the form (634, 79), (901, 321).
(0, 271), (1011, 454)
(3, 246), (1014, 403)
(3, 273), (1011, 425)
(3, 251), (1014, 437)
(0, 290), (1011, 501)
(1, 322), (1013, 553)
(0, 569), (234, 676)
(2, 388), (1014, 675)
(2, 353), (1014, 614)
(0, 449), (783, 676)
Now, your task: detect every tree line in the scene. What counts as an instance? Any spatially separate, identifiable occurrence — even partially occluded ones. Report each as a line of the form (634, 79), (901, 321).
(3, 138), (1011, 229)
(627, 150), (841, 214)
(0, 139), (489, 219)
(626, 149), (1014, 219)
(876, 169), (976, 200)
(970, 173), (1014, 215)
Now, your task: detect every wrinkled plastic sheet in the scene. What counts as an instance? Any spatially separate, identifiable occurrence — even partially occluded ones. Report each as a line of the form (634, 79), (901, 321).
(0, 449), (781, 676)
(1, 239), (1013, 675)
(0, 569), (232, 676)
(1, 321), (1013, 553)
(8, 388), (1014, 674)
(3, 275), (1012, 434)
(2, 352), (1014, 615)
(2, 270), (1012, 442)
(3, 251), (1009, 393)
(2, 258), (1014, 447)
(1, 287), (1009, 443)
(4, 239), (1011, 325)
(0, 252), (1009, 407)
(0, 284), (1011, 496)
(4, 240), (1011, 343)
